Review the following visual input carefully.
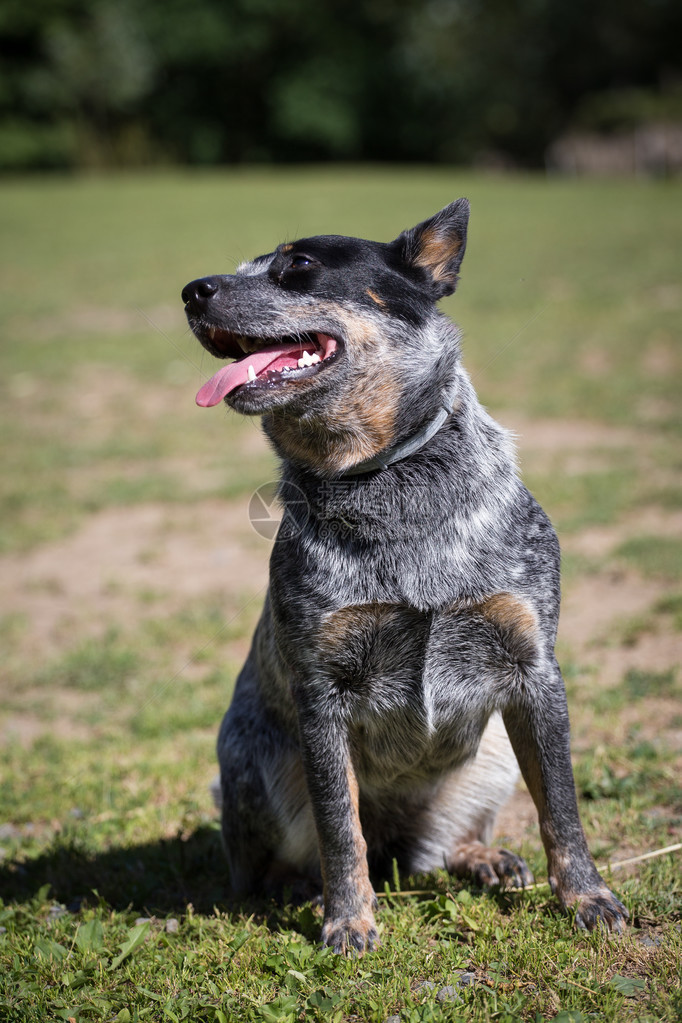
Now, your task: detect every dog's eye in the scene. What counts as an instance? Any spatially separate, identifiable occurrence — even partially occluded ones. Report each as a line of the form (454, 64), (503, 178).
(289, 254), (313, 270)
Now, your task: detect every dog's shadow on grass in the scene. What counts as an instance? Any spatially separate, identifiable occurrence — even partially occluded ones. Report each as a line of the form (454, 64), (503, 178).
(0, 826), (534, 941)
(0, 825), (260, 919)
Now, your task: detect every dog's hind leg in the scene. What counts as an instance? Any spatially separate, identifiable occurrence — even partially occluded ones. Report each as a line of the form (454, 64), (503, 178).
(409, 713), (534, 888)
(216, 672), (319, 898)
(447, 841), (534, 889)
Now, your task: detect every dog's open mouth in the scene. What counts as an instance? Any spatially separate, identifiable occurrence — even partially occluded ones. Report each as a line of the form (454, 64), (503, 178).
(195, 329), (340, 407)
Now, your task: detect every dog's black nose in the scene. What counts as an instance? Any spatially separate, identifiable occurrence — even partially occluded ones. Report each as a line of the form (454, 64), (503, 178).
(182, 276), (220, 311)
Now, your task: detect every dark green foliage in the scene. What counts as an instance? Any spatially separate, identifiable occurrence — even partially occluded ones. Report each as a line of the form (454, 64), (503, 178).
(1, 0), (681, 169)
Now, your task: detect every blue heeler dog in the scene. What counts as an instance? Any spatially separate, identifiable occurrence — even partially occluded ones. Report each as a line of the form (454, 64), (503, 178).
(182, 200), (628, 953)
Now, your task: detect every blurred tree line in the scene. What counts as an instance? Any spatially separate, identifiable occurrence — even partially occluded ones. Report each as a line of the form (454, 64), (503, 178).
(1, 0), (680, 171)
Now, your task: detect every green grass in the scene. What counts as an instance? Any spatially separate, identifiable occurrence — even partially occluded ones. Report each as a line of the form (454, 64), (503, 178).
(34, 630), (141, 692)
(1, 168), (681, 1021)
(617, 536), (682, 581)
(590, 668), (680, 715)
(1, 777), (681, 1023)
(655, 593), (682, 630)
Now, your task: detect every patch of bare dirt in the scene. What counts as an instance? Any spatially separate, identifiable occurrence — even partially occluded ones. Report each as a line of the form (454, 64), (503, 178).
(501, 412), (665, 478)
(641, 338), (678, 376)
(591, 633), (682, 689)
(604, 696), (682, 749)
(2, 712), (93, 747)
(558, 570), (667, 653)
(0, 499), (270, 658)
(563, 508), (682, 560)
(579, 348), (613, 376)
(501, 414), (642, 453)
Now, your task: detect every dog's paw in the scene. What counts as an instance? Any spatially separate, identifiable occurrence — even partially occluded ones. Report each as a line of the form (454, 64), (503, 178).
(450, 842), (534, 889)
(551, 866), (629, 933)
(572, 890), (629, 933)
(321, 914), (379, 955)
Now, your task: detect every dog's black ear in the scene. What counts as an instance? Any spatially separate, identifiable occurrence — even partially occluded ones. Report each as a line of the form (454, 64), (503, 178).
(394, 198), (470, 298)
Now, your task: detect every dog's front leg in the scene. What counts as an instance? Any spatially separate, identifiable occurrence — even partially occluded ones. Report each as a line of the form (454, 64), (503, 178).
(296, 698), (378, 954)
(503, 659), (629, 932)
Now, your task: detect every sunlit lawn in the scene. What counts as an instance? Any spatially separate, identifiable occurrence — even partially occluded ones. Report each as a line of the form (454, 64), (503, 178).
(0, 168), (680, 1021)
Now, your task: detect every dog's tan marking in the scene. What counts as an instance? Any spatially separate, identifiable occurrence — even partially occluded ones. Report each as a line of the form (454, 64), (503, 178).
(509, 751), (570, 898)
(446, 593), (538, 663)
(319, 758), (377, 955)
(448, 840), (532, 888)
(414, 228), (462, 285)
(270, 396), (396, 475)
(345, 760), (378, 950)
(477, 593), (538, 663)
(269, 323), (400, 476)
(506, 740), (626, 928)
(281, 304), (399, 473)
(366, 288), (386, 307)
(480, 592), (536, 635)
(322, 604), (381, 649)
(346, 762), (373, 897)
(281, 243), (293, 253)
(449, 841), (502, 877)
(320, 603), (403, 657)
(334, 306), (386, 349)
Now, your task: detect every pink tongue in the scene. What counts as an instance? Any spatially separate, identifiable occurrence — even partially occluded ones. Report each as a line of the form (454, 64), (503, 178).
(196, 342), (307, 407)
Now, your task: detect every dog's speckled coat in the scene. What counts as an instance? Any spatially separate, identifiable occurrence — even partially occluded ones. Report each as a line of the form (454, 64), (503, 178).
(182, 200), (628, 953)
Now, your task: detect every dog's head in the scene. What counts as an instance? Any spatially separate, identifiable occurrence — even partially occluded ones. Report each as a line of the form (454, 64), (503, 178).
(183, 199), (469, 475)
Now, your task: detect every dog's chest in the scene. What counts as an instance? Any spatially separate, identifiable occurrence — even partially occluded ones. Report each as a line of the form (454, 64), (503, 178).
(316, 600), (527, 786)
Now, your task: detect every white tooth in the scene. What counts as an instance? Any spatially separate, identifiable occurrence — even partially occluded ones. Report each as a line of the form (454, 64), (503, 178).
(208, 327), (216, 340)
(310, 353), (321, 364)
(304, 350), (314, 366)
(297, 357), (306, 368)
(238, 337), (250, 353)
(247, 364), (256, 382)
